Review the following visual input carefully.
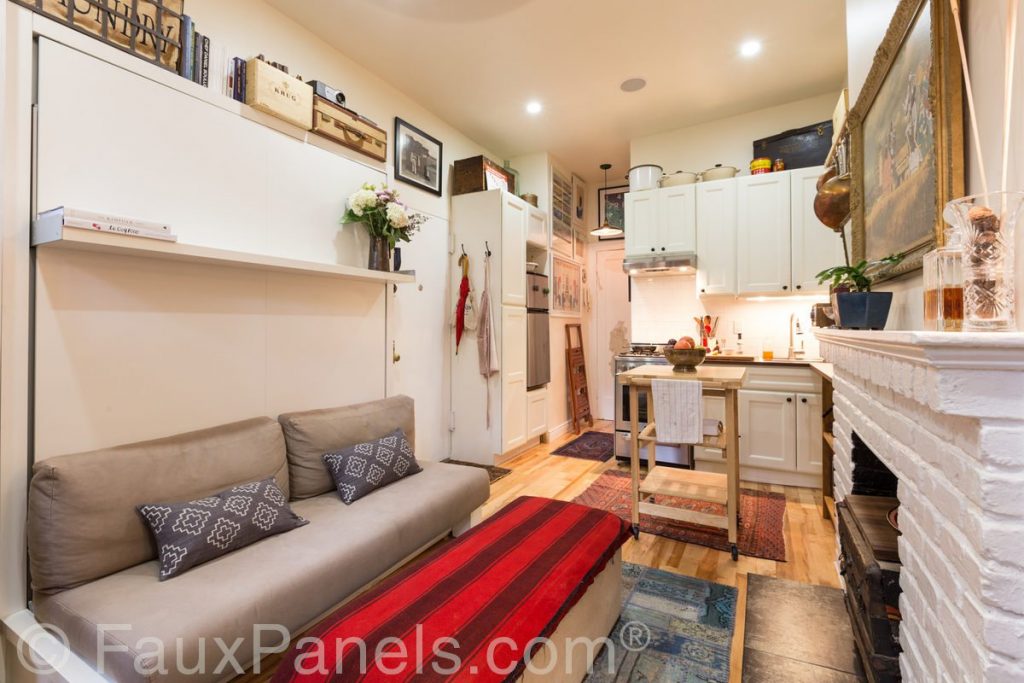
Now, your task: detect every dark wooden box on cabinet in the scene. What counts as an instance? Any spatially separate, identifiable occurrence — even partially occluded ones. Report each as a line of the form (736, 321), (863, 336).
(838, 497), (902, 683)
(311, 97), (387, 162)
(452, 156), (515, 196)
(753, 120), (834, 170)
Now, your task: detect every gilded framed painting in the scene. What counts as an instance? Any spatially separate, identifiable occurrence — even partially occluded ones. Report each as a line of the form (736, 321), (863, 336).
(849, 0), (964, 279)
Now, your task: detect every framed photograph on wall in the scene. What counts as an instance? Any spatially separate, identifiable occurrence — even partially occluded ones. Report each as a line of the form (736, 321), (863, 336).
(849, 0), (964, 279)
(597, 184), (628, 241)
(394, 117), (443, 196)
(571, 174), (586, 229)
(552, 167), (574, 257)
(552, 256), (582, 316)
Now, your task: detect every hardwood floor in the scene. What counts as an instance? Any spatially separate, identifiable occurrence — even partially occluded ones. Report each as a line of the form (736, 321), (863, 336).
(489, 419), (841, 682)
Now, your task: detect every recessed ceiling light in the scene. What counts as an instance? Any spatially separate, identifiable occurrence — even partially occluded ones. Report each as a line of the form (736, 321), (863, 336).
(525, 101), (543, 115)
(620, 78), (647, 92)
(740, 40), (762, 58)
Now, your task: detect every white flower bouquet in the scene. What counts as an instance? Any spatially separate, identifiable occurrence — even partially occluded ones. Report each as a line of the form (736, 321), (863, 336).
(342, 184), (425, 250)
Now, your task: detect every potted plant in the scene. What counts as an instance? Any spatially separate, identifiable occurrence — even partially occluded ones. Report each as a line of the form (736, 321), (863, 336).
(816, 254), (904, 330)
(343, 184), (425, 271)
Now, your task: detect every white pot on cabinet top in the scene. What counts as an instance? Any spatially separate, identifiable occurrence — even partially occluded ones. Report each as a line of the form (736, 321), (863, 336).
(628, 164), (663, 192)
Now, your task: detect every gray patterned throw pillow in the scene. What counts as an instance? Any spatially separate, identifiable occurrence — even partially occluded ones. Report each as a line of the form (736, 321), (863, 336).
(138, 477), (307, 580)
(323, 428), (422, 504)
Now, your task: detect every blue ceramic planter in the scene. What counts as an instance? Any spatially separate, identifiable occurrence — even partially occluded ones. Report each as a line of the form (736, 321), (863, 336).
(832, 291), (893, 330)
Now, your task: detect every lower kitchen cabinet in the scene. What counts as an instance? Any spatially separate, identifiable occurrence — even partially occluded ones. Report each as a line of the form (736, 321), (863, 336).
(501, 305), (528, 453)
(527, 387), (548, 439)
(739, 390), (797, 471)
(796, 392), (823, 473)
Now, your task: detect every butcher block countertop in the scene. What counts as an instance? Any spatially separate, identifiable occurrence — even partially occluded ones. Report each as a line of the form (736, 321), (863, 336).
(618, 364), (747, 390)
(703, 355), (825, 368)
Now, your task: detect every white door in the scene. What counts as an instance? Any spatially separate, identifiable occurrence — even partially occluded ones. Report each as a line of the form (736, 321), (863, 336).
(527, 388), (548, 438)
(659, 184), (697, 254)
(594, 248), (630, 420)
(624, 190), (659, 257)
(501, 194), (527, 306)
(501, 305), (528, 453)
(694, 394), (725, 464)
(737, 173), (792, 294)
(739, 390), (797, 471)
(791, 166), (845, 293)
(526, 206), (548, 247)
(695, 180), (738, 295)
(795, 392), (823, 474)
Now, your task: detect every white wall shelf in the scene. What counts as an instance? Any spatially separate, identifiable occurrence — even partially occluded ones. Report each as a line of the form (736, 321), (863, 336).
(31, 225), (415, 285)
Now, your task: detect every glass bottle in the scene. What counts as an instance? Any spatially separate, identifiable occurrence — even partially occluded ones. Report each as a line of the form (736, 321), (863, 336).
(943, 191), (1022, 332)
(922, 225), (964, 331)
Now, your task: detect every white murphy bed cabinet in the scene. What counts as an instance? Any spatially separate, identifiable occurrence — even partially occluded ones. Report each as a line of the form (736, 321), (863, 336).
(450, 190), (548, 464)
(626, 166), (841, 297)
(694, 364), (823, 487)
(623, 184), (696, 257)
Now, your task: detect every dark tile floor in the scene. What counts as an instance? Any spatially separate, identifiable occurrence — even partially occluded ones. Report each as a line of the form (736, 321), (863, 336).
(742, 574), (867, 683)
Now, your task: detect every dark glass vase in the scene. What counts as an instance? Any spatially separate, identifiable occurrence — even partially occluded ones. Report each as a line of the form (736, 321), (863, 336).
(368, 235), (391, 272)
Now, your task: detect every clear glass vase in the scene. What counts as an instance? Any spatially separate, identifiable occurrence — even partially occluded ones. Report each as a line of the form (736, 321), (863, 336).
(943, 191), (1022, 332)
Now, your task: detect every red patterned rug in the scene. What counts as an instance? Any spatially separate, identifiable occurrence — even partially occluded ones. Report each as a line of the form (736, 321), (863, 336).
(572, 470), (788, 561)
(551, 431), (615, 461)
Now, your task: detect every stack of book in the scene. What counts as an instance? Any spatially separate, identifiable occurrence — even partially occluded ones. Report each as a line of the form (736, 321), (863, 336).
(35, 207), (178, 242)
(176, 15), (247, 103)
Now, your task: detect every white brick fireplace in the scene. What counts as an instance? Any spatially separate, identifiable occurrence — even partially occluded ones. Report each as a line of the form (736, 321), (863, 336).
(817, 329), (1024, 683)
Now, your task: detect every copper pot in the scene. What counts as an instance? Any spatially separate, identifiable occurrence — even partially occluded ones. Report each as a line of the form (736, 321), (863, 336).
(816, 165), (838, 191)
(814, 175), (851, 231)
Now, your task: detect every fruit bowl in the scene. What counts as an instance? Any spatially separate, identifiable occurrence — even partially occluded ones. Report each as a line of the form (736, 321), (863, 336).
(662, 346), (707, 372)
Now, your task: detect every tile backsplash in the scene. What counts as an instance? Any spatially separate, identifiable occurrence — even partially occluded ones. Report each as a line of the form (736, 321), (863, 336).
(630, 275), (828, 358)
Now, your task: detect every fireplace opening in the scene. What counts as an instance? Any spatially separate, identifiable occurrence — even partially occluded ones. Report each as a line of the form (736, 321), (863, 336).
(839, 432), (902, 683)
(851, 433), (898, 497)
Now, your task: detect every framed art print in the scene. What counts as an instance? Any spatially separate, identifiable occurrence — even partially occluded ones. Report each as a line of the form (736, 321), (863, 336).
(394, 117), (443, 196)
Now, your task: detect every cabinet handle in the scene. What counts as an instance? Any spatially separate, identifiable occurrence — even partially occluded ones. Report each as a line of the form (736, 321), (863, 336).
(661, 247), (666, 251)
(786, 397), (793, 403)
(700, 288), (706, 293)
(796, 285), (802, 290)
(782, 285), (789, 291)
(650, 248), (655, 252)
(801, 397), (808, 403)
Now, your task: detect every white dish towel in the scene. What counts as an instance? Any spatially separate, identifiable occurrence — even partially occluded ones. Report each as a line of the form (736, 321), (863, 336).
(652, 379), (703, 445)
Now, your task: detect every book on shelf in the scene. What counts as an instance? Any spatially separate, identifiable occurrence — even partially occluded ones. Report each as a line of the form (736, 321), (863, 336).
(34, 208), (178, 242)
(200, 35), (210, 87)
(192, 31), (203, 84)
(178, 15), (194, 80)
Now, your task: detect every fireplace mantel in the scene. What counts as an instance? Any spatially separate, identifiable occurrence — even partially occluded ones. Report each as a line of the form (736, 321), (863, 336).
(815, 328), (1024, 682)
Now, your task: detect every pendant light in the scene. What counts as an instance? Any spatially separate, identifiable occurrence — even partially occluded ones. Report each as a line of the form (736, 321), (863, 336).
(590, 163), (624, 237)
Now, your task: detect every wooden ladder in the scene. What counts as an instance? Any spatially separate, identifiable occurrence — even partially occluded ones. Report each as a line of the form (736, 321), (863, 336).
(565, 324), (593, 434)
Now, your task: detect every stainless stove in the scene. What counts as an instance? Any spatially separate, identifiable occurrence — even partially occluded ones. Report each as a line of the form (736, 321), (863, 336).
(613, 343), (691, 468)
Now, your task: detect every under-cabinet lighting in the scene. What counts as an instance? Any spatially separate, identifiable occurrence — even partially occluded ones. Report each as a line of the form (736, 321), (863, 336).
(744, 295), (828, 302)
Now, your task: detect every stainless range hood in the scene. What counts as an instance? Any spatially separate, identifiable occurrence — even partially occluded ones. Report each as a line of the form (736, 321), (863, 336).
(622, 252), (698, 276)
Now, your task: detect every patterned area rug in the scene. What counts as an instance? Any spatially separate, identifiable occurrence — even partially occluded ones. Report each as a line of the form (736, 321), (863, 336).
(552, 431), (615, 461)
(572, 470), (788, 561)
(587, 562), (737, 682)
(440, 459), (511, 483)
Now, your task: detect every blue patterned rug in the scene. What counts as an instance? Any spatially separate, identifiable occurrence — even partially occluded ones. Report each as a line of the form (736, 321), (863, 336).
(587, 562), (737, 682)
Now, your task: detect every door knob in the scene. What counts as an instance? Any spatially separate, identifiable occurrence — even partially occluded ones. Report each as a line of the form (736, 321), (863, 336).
(786, 397), (793, 403)
(801, 397), (808, 403)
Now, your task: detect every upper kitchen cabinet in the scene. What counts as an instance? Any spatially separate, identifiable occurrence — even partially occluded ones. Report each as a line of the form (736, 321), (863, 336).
(526, 205), (549, 248)
(737, 173), (792, 294)
(790, 166), (845, 292)
(696, 180), (738, 295)
(501, 193), (528, 306)
(624, 185), (696, 258)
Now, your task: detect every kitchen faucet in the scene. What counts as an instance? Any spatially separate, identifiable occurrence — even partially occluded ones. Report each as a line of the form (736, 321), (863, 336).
(788, 313), (805, 360)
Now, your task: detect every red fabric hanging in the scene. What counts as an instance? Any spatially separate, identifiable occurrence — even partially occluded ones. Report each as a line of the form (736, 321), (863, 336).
(454, 254), (470, 354)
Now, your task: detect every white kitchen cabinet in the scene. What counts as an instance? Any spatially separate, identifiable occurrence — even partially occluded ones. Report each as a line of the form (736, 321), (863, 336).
(694, 394), (726, 463)
(795, 392), (823, 474)
(624, 185), (696, 258)
(501, 305), (528, 452)
(527, 387), (548, 439)
(790, 166), (845, 292)
(658, 184), (697, 254)
(624, 190), (659, 256)
(501, 194), (528, 306)
(696, 179), (738, 295)
(526, 206), (548, 248)
(737, 173), (792, 294)
(739, 389), (797, 471)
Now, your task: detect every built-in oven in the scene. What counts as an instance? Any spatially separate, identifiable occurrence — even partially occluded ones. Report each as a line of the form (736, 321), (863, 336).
(613, 352), (692, 468)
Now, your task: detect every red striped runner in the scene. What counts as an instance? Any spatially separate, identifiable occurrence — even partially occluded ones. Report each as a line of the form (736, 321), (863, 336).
(271, 496), (630, 683)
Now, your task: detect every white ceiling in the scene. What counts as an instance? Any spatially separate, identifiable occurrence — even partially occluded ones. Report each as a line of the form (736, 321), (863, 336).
(266, 0), (848, 185)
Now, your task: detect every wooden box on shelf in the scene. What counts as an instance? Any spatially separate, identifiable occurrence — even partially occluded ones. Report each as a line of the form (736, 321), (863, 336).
(245, 58), (313, 130)
(452, 156), (515, 196)
(311, 96), (387, 162)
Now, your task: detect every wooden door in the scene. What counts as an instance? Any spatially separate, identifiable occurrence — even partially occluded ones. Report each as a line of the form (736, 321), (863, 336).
(594, 248), (629, 420)
(739, 389), (797, 471)
(737, 173), (792, 294)
(501, 194), (527, 306)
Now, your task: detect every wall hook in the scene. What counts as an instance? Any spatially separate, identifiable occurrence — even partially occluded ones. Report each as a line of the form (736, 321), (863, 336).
(461, 243), (467, 257)
(485, 241), (492, 257)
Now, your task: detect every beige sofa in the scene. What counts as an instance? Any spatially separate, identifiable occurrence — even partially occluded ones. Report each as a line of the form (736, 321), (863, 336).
(26, 396), (489, 683)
